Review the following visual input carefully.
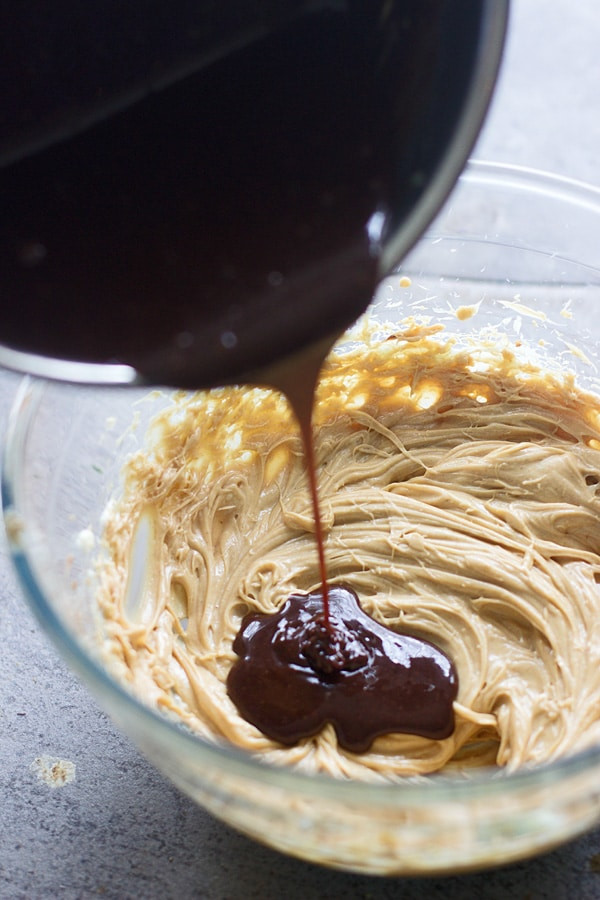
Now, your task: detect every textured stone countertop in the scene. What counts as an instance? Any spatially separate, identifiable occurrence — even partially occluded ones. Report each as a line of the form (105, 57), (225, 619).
(2, 2), (600, 897)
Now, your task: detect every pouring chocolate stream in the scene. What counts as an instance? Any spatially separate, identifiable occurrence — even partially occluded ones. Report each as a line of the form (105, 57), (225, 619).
(0, 2), (507, 747)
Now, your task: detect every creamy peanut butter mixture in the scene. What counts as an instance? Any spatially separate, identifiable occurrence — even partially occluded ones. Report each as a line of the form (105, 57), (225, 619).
(98, 327), (600, 780)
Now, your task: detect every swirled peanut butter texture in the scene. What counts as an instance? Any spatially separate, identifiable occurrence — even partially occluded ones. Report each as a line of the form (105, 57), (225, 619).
(98, 329), (600, 780)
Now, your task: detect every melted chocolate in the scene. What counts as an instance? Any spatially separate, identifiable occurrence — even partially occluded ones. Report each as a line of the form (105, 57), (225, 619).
(227, 586), (458, 752)
(0, 7), (390, 386)
(0, 2), (486, 389)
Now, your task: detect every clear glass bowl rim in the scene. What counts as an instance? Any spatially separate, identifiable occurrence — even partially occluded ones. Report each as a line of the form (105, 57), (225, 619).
(4, 159), (600, 806)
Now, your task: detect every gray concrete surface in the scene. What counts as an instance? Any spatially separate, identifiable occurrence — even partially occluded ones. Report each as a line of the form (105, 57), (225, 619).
(2, 1), (600, 897)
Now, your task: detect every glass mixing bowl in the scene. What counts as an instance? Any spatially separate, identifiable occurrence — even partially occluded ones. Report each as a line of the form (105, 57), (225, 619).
(4, 161), (600, 876)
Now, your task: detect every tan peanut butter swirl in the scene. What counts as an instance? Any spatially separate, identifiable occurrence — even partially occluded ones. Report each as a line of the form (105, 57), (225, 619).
(98, 328), (600, 781)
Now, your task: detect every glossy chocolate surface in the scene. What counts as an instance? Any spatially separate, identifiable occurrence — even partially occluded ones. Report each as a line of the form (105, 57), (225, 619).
(228, 586), (458, 752)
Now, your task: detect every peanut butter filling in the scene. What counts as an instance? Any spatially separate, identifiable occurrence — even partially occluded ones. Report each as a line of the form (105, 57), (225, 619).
(97, 328), (600, 781)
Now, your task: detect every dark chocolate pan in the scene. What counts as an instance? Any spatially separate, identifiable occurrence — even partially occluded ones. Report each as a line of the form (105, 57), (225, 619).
(0, 1), (509, 387)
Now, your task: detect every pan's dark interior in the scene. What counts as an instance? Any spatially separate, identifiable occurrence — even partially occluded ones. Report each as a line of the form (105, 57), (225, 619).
(0, 1), (493, 387)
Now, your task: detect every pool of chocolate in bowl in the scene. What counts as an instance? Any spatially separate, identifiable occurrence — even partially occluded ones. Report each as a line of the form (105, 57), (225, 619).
(227, 586), (458, 753)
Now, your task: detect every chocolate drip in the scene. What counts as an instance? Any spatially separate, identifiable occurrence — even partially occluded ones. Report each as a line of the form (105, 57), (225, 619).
(227, 586), (458, 752)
